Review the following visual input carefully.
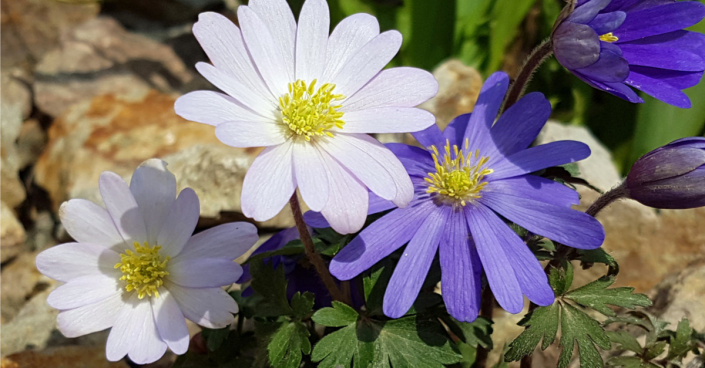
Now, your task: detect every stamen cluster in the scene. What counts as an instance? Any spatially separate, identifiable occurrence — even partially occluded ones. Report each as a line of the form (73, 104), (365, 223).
(279, 79), (345, 141)
(114, 241), (170, 299)
(425, 139), (493, 206)
(599, 32), (618, 42)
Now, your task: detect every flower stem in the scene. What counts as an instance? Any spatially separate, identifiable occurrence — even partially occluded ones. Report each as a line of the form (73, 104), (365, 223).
(503, 39), (554, 111)
(585, 182), (629, 217)
(289, 194), (349, 304)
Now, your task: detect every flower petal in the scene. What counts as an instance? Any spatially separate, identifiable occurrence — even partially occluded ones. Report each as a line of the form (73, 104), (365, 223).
(553, 22), (601, 70)
(99, 172), (148, 243)
(465, 204), (523, 314)
(464, 72), (508, 157)
(342, 67), (438, 111)
(322, 13), (380, 83)
(152, 288), (189, 355)
(329, 200), (434, 279)
(568, 0), (610, 23)
(214, 120), (287, 148)
(485, 176), (579, 208)
(319, 155), (369, 234)
(241, 142), (296, 222)
(36, 242), (121, 283)
(48, 274), (121, 310)
(247, 0), (296, 79)
(106, 294), (167, 364)
(293, 142), (330, 212)
(166, 281), (237, 328)
(439, 210), (482, 322)
(177, 222), (258, 261)
(383, 206), (446, 318)
(174, 91), (269, 126)
(56, 292), (124, 338)
(386, 143), (433, 178)
(479, 191), (605, 249)
(490, 141), (591, 180)
(587, 11), (626, 35)
(331, 31), (403, 98)
(169, 258), (242, 288)
(130, 159), (176, 245)
(157, 188), (200, 258)
(489, 92), (551, 158)
(337, 107), (435, 134)
(295, 0), (329, 82)
(413, 124), (447, 150)
(615, 2), (705, 43)
(58, 199), (124, 248)
(625, 68), (694, 108)
(574, 42), (629, 83)
(303, 191), (396, 228)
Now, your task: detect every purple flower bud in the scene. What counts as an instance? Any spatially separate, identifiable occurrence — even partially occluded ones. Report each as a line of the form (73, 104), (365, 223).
(626, 137), (705, 209)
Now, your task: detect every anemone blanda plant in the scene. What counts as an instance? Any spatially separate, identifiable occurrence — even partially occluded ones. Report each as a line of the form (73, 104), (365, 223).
(35, 159), (258, 364)
(175, 0), (438, 234)
(552, 0), (705, 108)
(309, 72), (606, 322)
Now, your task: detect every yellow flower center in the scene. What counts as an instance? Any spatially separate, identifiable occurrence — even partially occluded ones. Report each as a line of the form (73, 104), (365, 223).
(599, 32), (619, 43)
(114, 241), (170, 299)
(279, 79), (346, 141)
(425, 139), (493, 206)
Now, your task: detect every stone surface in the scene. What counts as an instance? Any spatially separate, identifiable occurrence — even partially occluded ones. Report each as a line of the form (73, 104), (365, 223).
(0, 345), (129, 368)
(33, 17), (193, 117)
(0, 202), (26, 263)
(650, 261), (705, 332)
(1, 287), (58, 356)
(1, 71), (32, 209)
(1, 251), (43, 323)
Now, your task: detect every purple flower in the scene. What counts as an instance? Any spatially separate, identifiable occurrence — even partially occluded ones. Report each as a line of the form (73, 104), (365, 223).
(552, 0), (705, 108)
(35, 159), (258, 364)
(312, 72), (605, 322)
(625, 137), (705, 209)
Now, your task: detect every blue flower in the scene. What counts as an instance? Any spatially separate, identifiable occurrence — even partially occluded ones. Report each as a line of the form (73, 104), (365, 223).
(552, 0), (705, 107)
(309, 72), (605, 322)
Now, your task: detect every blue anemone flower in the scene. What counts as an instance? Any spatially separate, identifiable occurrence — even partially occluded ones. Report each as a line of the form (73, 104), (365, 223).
(309, 72), (605, 322)
(552, 0), (705, 107)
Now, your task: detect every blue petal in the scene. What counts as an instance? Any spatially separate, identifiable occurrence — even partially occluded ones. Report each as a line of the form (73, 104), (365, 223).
(587, 11), (626, 35)
(574, 42), (629, 83)
(303, 192), (398, 228)
(615, 2), (705, 43)
(478, 192), (605, 249)
(439, 209), (482, 322)
(386, 143), (434, 178)
(620, 43), (705, 72)
(625, 69), (693, 108)
(464, 72), (508, 155)
(465, 204), (523, 314)
(625, 30), (705, 61)
(573, 71), (644, 103)
(568, 0), (611, 23)
(412, 124), (446, 149)
(489, 140), (591, 180)
(553, 22), (601, 70)
(489, 92), (551, 159)
(443, 112), (471, 146)
(383, 206), (448, 318)
(483, 176), (579, 208)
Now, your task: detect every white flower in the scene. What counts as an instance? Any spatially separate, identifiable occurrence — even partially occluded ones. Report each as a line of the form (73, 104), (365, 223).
(35, 159), (258, 364)
(175, 0), (438, 234)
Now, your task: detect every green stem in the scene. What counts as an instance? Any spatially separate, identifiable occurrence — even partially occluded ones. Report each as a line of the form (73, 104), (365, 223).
(503, 39), (554, 111)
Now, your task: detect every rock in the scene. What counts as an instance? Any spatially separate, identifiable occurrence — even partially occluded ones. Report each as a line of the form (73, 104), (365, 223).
(0, 251), (44, 323)
(16, 118), (48, 169)
(1, 287), (58, 356)
(34, 17), (193, 117)
(0, 202), (26, 263)
(0, 345), (129, 368)
(650, 261), (705, 332)
(1, 71), (32, 209)
(0, 0), (99, 70)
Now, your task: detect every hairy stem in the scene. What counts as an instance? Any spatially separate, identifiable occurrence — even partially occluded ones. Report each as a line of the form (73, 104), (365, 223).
(503, 39), (554, 111)
(289, 194), (349, 304)
(585, 182), (629, 217)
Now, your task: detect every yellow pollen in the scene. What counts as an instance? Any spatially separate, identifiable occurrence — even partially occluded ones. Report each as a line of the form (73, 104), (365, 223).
(424, 139), (494, 206)
(279, 79), (345, 141)
(114, 241), (170, 299)
(599, 32), (619, 43)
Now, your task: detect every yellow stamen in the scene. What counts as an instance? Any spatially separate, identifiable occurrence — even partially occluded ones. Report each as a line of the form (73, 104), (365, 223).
(424, 139), (493, 206)
(279, 79), (345, 141)
(114, 241), (170, 299)
(599, 32), (619, 43)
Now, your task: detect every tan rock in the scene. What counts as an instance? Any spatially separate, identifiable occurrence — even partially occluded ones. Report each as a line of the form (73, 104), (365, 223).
(1, 287), (58, 356)
(650, 261), (705, 332)
(1, 71), (32, 208)
(0, 202), (26, 264)
(1, 345), (128, 368)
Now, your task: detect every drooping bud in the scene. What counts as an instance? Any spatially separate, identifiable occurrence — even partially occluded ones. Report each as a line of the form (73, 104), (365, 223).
(625, 138), (705, 209)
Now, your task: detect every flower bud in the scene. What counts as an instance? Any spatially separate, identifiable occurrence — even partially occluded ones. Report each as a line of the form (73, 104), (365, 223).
(625, 138), (705, 209)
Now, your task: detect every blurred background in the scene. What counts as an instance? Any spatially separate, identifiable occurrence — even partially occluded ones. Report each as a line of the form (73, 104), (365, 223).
(1, 0), (704, 367)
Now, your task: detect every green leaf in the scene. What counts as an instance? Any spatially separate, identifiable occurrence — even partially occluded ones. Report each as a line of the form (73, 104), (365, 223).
(291, 292), (315, 319)
(576, 248), (619, 276)
(558, 304), (610, 368)
(548, 261), (574, 296)
(565, 276), (652, 317)
(363, 261), (395, 316)
(643, 340), (667, 361)
(245, 243), (305, 265)
(268, 321), (311, 368)
(202, 326), (230, 352)
(665, 318), (693, 361)
(486, 0), (536, 74)
(443, 316), (493, 349)
(506, 303), (560, 361)
(249, 260), (293, 317)
(608, 356), (657, 368)
(312, 301), (358, 327)
(404, 0), (456, 70)
(607, 331), (643, 354)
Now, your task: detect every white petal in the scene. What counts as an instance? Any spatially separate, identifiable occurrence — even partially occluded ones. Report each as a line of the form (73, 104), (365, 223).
(238, 5), (292, 98)
(157, 188), (200, 258)
(342, 67), (438, 111)
(36, 242), (121, 283)
(330, 31), (402, 98)
(338, 107), (435, 133)
(59, 199), (124, 248)
(130, 159), (176, 245)
(48, 274), (121, 310)
(99, 172), (148, 243)
(320, 157), (368, 234)
(241, 142), (296, 221)
(192, 12), (274, 104)
(292, 142), (329, 212)
(322, 13), (380, 82)
(166, 281), (237, 329)
(168, 258), (242, 288)
(177, 222), (258, 261)
(57, 292), (124, 338)
(106, 294), (167, 364)
(295, 0), (329, 81)
(174, 91), (269, 126)
(152, 288), (189, 355)
(247, 0), (296, 79)
(214, 120), (287, 148)
(195, 62), (277, 119)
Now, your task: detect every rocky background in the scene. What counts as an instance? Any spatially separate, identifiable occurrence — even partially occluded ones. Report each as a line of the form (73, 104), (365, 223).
(1, 0), (703, 367)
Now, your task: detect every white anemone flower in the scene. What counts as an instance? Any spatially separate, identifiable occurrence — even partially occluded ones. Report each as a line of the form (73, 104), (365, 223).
(35, 159), (258, 364)
(175, 0), (438, 234)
